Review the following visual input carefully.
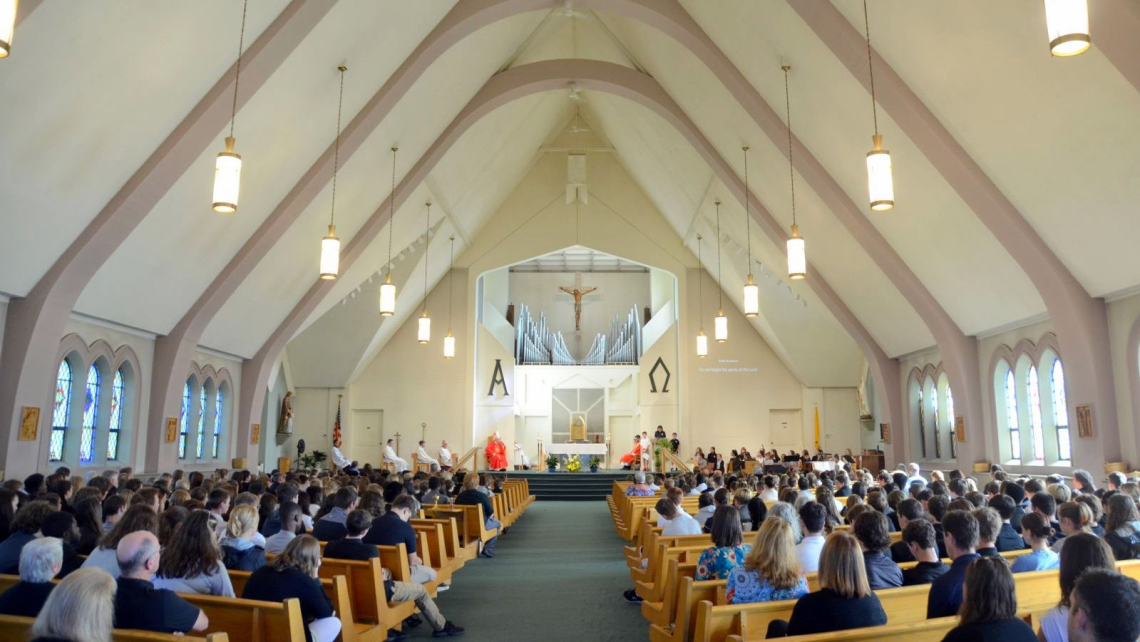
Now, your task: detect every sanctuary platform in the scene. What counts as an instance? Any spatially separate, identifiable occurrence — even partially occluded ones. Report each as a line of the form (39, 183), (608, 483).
(481, 469), (631, 502)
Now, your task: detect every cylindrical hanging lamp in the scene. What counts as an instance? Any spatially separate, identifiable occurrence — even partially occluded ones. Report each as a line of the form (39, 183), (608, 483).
(1044, 0), (1090, 56)
(417, 201), (432, 344)
(714, 199), (727, 343)
(0, 0), (19, 58)
(696, 234), (708, 358)
(741, 146), (759, 317)
(319, 65), (347, 281)
(696, 330), (708, 358)
(212, 0), (249, 213)
(379, 146), (399, 316)
(418, 313), (432, 344)
(444, 235), (456, 359)
(787, 226), (806, 280)
(863, 1), (894, 212)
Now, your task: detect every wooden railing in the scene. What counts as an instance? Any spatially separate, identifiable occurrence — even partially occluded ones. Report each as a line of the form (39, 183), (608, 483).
(662, 448), (691, 473)
(452, 446), (480, 471)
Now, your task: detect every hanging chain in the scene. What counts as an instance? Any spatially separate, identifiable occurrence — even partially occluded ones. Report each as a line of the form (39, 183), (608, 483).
(863, 0), (879, 136)
(423, 202), (431, 313)
(784, 66), (797, 227)
(386, 147), (397, 277)
(230, 0), (249, 137)
(448, 235), (455, 326)
(715, 199), (723, 308)
(697, 235), (704, 326)
(330, 66), (346, 226)
(743, 146), (752, 270)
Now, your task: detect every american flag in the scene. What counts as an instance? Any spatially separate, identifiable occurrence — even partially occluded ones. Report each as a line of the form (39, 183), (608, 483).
(333, 396), (342, 443)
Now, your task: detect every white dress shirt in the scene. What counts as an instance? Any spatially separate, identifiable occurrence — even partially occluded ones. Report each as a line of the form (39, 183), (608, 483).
(640, 438), (651, 460)
(331, 446), (350, 469)
(439, 447), (453, 467)
(663, 512), (704, 536)
(796, 533), (827, 573)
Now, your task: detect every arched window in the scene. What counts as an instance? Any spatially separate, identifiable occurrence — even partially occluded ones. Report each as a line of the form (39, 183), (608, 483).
(1027, 366), (1045, 462)
(178, 382), (190, 459)
(1005, 369), (1021, 461)
(212, 389), (223, 458)
(80, 365), (101, 463)
(931, 386), (941, 459)
(1051, 359), (1071, 462)
(916, 386), (927, 459)
(107, 369), (125, 461)
(50, 360), (73, 462)
(946, 387), (956, 459)
(195, 386), (206, 459)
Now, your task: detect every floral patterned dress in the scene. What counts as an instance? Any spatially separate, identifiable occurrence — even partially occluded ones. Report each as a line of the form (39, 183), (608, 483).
(725, 567), (810, 604)
(696, 544), (752, 581)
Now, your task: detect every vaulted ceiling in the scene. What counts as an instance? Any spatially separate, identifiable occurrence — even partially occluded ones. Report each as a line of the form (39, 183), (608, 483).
(2, 0), (1137, 389)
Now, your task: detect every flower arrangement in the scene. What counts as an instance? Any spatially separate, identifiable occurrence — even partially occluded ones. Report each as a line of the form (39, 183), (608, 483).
(566, 454), (582, 473)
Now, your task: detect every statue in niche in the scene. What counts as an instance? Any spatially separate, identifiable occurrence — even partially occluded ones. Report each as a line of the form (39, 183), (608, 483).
(559, 275), (597, 331)
(278, 391), (294, 435)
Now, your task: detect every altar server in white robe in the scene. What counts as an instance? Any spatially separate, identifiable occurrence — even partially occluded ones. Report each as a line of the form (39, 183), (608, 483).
(383, 439), (408, 472)
(639, 431), (652, 471)
(514, 443), (530, 470)
(416, 440), (439, 469)
(438, 440), (453, 470)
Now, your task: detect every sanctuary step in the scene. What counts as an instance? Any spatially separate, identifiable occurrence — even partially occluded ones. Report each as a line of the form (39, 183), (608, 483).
(482, 470), (631, 501)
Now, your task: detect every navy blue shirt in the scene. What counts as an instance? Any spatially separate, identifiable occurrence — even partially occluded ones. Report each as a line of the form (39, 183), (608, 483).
(996, 523), (1027, 552)
(362, 512), (416, 554)
(0, 531), (36, 575)
(862, 550), (903, 590)
(114, 577), (200, 634)
(0, 581), (54, 617)
(324, 538), (380, 561)
(927, 553), (980, 618)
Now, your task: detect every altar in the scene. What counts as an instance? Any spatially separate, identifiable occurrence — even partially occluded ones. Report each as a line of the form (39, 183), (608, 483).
(545, 442), (608, 466)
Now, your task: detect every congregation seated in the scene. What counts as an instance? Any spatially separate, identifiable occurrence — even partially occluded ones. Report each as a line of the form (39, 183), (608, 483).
(973, 506), (1004, 557)
(39, 511), (83, 578)
(242, 534), (341, 642)
(73, 496), (103, 556)
(1039, 532), (1115, 640)
(852, 510), (902, 589)
(114, 530), (208, 634)
(153, 509), (236, 597)
(30, 567), (116, 642)
(1103, 494), (1140, 561)
(1011, 512), (1060, 572)
(81, 503), (157, 578)
(1053, 501), (1095, 554)
(363, 494), (438, 585)
(746, 495), (768, 532)
(900, 518), (948, 586)
(0, 537), (62, 617)
(655, 497), (701, 536)
(454, 474), (499, 558)
(219, 504), (266, 572)
(312, 487), (357, 542)
(1067, 569), (1140, 642)
(794, 502), (826, 573)
(324, 509), (381, 561)
(888, 498), (923, 563)
(726, 517), (808, 604)
(941, 556), (1036, 641)
(624, 472), (653, 497)
(0, 501), (54, 574)
(696, 505), (749, 581)
(264, 500), (303, 555)
(928, 509), (981, 618)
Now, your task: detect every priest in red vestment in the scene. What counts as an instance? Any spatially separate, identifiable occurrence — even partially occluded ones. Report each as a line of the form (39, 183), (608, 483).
(486, 432), (508, 470)
(619, 436), (641, 470)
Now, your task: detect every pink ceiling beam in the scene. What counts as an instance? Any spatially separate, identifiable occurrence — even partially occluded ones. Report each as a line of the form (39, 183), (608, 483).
(145, 0), (557, 473)
(233, 59), (902, 465)
(792, 0), (1119, 470)
(0, 0), (335, 479)
(1092, 0), (1140, 94)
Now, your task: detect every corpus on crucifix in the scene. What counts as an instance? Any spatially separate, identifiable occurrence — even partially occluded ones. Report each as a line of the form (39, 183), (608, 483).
(559, 272), (597, 331)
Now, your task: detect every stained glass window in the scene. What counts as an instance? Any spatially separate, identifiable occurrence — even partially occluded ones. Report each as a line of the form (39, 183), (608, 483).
(1028, 366), (1045, 462)
(916, 387), (927, 459)
(931, 385), (941, 459)
(179, 382), (190, 459)
(212, 389), (222, 458)
(50, 360), (73, 462)
(195, 387), (206, 459)
(1005, 369), (1020, 461)
(107, 369), (124, 460)
(79, 365), (101, 463)
(946, 387), (956, 459)
(1052, 358), (1071, 462)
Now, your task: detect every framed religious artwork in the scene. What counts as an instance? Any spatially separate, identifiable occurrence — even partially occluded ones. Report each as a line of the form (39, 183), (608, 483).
(880, 423), (891, 444)
(955, 417), (966, 442)
(19, 407), (39, 441)
(1076, 405), (1093, 439)
(165, 417), (178, 443)
(251, 423), (261, 445)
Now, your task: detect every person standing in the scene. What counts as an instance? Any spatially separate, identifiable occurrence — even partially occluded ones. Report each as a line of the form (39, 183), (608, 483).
(670, 433), (680, 454)
(639, 432), (652, 472)
(654, 425), (667, 440)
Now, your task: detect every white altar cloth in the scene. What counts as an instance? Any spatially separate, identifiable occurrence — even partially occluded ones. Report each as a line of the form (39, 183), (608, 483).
(546, 443), (607, 455)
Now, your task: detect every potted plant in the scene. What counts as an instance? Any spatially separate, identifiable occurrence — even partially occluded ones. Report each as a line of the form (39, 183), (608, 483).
(566, 454), (581, 473)
(589, 456), (601, 473)
(545, 453), (559, 473)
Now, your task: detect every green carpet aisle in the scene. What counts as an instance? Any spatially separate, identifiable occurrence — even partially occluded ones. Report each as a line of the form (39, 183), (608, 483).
(429, 501), (647, 641)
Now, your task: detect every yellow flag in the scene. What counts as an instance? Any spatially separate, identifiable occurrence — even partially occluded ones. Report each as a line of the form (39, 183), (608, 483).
(814, 406), (820, 451)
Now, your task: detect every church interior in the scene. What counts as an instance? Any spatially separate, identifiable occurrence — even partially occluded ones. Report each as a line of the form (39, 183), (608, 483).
(1, 1), (1140, 641)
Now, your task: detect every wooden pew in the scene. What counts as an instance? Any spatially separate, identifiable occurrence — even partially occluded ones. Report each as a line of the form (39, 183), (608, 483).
(421, 506), (481, 558)
(317, 557), (416, 641)
(410, 520), (459, 583)
(636, 544), (709, 602)
(228, 571), (357, 642)
(414, 515), (475, 565)
(727, 616), (964, 642)
(0, 614), (230, 641)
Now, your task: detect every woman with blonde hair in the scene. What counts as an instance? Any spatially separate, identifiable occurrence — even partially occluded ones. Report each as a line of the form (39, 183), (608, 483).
(242, 535), (341, 642)
(30, 567), (116, 642)
(726, 517), (808, 604)
(220, 504), (266, 571)
(770, 531), (887, 637)
(1051, 501), (1094, 555)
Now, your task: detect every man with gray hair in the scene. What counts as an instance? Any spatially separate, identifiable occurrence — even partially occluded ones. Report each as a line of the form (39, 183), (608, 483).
(0, 537), (62, 616)
(113, 531), (207, 634)
(907, 462), (927, 489)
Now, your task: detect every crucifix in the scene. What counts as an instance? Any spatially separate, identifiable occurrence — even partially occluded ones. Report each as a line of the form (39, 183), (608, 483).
(393, 432), (401, 456)
(559, 272), (597, 331)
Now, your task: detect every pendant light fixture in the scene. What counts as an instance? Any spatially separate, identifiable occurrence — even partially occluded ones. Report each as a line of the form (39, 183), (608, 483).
(212, 0), (249, 214)
(319, 65), (347, 281)
(696, 234), (708, 358)
(783, 65), (807, 280)
(417, 201), (432, 344)
(741, 146), (759, 317)
(378, 146), (398, 316)
(0, 0), (18, 58)
(714, 199), (728, 343)
(1044, 0), (1090, 56)
(443, 235), (456, 359)
(862, 0), (894, 212)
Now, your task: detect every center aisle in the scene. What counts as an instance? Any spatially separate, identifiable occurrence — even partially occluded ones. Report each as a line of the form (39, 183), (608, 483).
(434, 500), (647, 641)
